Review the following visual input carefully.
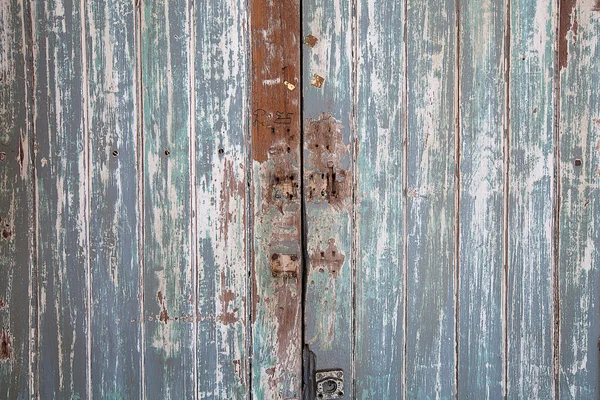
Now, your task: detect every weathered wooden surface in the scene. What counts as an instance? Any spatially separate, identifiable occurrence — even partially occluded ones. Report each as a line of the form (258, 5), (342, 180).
(194, 0), (249, 396)
(302, 0), (354, 397)
(458, 0), (505, 396)
(33, 0), (90, 397)
(141, 0), (195, 397)
(405, 0), (457, 397)
(86, 0), (142, 397)
(354, 0), (404, 397)
(558, 0), (600, 397)
(508, 0), (555, 397)
(0, 0), (34, 399)
(2, 0), (600, 398)
(250, 0), (303, 397)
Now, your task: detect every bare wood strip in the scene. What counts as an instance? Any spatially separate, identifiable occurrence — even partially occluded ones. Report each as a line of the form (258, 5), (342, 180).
(250, 0), (303, 397)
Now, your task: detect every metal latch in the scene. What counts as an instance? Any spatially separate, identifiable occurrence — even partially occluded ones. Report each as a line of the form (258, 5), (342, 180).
(316, 369), (344, 399)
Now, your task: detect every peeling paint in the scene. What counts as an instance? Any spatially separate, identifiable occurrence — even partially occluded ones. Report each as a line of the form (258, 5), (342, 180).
(559, 0), (578, 70)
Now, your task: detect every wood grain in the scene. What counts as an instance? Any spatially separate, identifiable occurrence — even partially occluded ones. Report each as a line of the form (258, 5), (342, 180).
(33, 0), (90, 397)
(302, 0), (354, 397)
(250, 0), (303, 397)
(85, 0), (142, 398)
(354, 0), (404, 398)
(194, 0), (249, 396)
(508, 0), (555, 397)
(0, 0), (34, 398)
(558, 0), (600, 397)
(141, 0), (195, 397)
(458, 0), (505, 396)
(405, 0), (457, 397)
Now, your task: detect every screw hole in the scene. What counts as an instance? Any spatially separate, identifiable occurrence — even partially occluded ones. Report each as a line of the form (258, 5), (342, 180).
(218, 148), (224, 155)
(271, 127), (275, 134)
(575, 159), (582, 166)
(164, 149), (170, 156)
(112, 150), (118, 157)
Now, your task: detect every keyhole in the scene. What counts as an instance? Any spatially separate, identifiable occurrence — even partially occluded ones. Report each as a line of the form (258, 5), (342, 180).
(323, 379), (337, 394)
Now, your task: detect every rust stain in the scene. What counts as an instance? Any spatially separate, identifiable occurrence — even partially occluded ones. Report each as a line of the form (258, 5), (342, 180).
(2, 224), (12, 239)
(270, 253), (299, 278)
(309, 238), (345, 277)
(157, 291), (170, 324)
(0, 328), (12, 361)
(559, 0), (578, 70)
(595, 0), (600, 11)
(0, 297), (5, 309)
(304, 34), (318, 47)
(311, 74), (324, 88)
(305, 114), (351, 209)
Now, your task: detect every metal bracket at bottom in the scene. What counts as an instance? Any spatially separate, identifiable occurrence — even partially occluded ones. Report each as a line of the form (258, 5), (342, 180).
(316, 369), (344, 399)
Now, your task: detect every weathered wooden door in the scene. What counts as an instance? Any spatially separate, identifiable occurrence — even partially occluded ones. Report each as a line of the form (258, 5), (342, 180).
(1, 0), (599, 398)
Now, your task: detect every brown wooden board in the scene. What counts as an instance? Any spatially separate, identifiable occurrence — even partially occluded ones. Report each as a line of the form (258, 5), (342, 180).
(250, 0), (303, 397)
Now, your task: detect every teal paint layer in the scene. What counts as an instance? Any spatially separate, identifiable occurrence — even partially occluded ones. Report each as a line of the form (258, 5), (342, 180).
(458, 0), (505, 397)
(33, 0), (90, 397)
(0, 0), (34, 398)
(406, 0), (457, 397)
(354, 0), (405, 397)
(302, 0), (354, 396)
(508, 0), (555, 397)
(559, 2), (600, 398)
(86, 0), (142, 398)
(142, 0), (195, 397)
(194, 0), (249, 396)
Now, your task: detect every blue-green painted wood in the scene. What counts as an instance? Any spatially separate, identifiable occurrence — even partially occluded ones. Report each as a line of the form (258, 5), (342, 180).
(406, 0), (457, 397)
(558, 1), (600, 398)
(0, 0), (34, 398)
(302, 0), (354, 397)
(141, 0), (195, 397)
(85, 0), (142, 398)
(354, 0), (404, 397)
(458, 0), (505, 396)
(194, 0), (249, 396)
(33, 0), (90, 397)
(508, 0), (555, 397)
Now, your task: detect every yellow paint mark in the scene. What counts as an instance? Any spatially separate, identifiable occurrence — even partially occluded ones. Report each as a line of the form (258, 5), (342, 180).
(284, 80), (295, 91)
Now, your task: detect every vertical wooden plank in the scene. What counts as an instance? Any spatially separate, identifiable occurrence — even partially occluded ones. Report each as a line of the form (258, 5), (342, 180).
(508, 0), (555, 397)
(250, 0), (303, 397)
(558, 0), (600, 397)
(405, 0), (456, 397)
(0, 0), (34, 398)
(458, 0), (505, 396)
(302, 0), (354, 396)
(141, 0), (195, 397)
(194, 0), (249, 396)
(85, 0), (142, 398)
(354, 0), (405, 397)
(33, 0), (90, 397)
